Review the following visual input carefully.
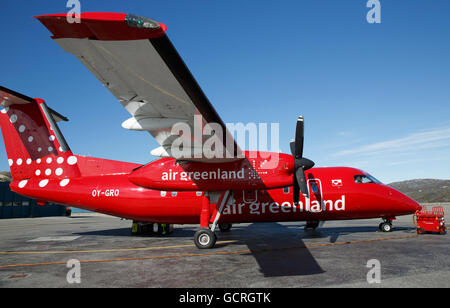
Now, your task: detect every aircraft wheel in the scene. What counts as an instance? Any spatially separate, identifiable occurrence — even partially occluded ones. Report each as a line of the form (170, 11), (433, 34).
(219, 223), (232, 232)
(194, 229), (217, 249)
(381, 222), (392, 232)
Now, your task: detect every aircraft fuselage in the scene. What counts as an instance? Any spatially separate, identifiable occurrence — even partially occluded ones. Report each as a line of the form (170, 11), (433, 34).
(10, 155), (420, 224)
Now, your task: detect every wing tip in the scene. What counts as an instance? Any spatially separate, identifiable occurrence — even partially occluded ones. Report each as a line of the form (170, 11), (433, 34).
(35, 12), (167, 40)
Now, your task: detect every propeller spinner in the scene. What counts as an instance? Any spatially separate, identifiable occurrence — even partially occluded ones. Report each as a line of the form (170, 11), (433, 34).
(290, 116), (315, 204)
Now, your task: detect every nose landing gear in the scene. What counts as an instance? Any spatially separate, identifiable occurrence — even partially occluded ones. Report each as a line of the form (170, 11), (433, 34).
(379, 217), (395, 232)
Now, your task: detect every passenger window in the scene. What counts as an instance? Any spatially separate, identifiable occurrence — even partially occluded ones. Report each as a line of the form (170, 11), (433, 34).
(160, 191), (167, 197)
(196, 191), (203, 197)
(283, 187), (289, 194)
(171, 192), (178, 197)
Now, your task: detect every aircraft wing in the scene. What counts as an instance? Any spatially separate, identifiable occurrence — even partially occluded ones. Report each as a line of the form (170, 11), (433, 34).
(36, 12), (241, 161)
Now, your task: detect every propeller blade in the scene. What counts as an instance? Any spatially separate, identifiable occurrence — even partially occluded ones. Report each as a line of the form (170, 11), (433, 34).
(291, 115), (314, 204)
(295, 167), (309, 199)
(295, 158), (315, 171)
(293, 174), (300, 204)
(290, 140), (296, 156)
(294, 116), (304, 159)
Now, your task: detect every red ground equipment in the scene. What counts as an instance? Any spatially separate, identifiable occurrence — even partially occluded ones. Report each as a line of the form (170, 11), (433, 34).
(413, 206), (446, 235)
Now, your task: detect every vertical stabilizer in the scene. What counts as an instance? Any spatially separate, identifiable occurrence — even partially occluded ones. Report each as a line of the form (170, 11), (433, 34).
(0, 86), (80, 182)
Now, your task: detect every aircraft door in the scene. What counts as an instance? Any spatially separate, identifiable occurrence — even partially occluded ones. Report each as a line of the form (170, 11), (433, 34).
(307, 179), (325, 212)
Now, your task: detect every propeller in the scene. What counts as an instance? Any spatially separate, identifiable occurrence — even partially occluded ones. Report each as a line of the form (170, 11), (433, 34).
(290, 116), (315, 204)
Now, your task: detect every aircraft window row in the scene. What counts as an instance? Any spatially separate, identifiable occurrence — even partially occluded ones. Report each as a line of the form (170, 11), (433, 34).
(160, 191), (203, 197)
(354, 175), (382, 184)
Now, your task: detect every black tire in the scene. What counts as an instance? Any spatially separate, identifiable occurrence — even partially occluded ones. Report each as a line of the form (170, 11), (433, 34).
(219, 223), (232, 232)
(194, 229), (217, 249)
(381, 223), (392, 232)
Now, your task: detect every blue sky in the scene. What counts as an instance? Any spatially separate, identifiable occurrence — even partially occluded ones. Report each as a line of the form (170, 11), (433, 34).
(1, 0), (449, 183)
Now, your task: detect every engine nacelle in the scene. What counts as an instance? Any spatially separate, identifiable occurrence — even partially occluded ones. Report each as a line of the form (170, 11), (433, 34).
(128, 152), (294, 191)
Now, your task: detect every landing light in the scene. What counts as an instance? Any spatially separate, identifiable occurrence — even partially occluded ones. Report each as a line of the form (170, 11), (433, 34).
(125, 14), (160, 30)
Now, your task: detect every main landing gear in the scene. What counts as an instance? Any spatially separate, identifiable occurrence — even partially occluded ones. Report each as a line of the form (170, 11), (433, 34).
(379, 217), (395, 232)
(193, 223), (233, 249)
(194, 228), (217, 249)
(194, 191), (232, 249)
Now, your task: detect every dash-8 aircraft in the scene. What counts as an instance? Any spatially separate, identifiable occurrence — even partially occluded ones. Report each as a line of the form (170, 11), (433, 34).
(0, 12), (420, 249)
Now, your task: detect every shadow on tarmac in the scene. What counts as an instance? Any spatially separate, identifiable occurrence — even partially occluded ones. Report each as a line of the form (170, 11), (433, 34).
(73, 222), (415, 278)
(241, 223), (325, 277)
(74, 222), (325, 276)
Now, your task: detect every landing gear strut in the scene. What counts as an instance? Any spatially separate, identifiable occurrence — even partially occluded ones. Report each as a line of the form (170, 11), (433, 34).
(195, 191), (232, 249)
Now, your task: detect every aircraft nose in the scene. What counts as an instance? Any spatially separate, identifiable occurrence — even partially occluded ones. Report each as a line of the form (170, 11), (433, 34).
(395, 189), (422, 213)
(407, 196), (422, 212)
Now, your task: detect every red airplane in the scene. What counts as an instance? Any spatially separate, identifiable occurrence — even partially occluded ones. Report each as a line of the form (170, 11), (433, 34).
(0, 12), (421, 249)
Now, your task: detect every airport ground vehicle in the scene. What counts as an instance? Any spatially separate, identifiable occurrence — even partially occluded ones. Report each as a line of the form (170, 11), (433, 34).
(414, 206), (446, 235)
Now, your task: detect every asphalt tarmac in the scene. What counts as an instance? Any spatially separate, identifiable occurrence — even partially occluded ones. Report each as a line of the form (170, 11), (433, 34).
(0, 208), (448, 288)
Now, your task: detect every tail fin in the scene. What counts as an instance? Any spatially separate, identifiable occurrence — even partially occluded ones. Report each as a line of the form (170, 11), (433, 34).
(0, 86), (80, 181)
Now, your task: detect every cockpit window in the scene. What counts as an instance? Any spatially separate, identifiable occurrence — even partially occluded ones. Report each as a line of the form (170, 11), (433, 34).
(354, 175), (382, 184)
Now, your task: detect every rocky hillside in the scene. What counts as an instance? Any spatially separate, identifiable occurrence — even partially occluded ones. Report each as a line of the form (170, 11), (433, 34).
(389, 179), (450, 203)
